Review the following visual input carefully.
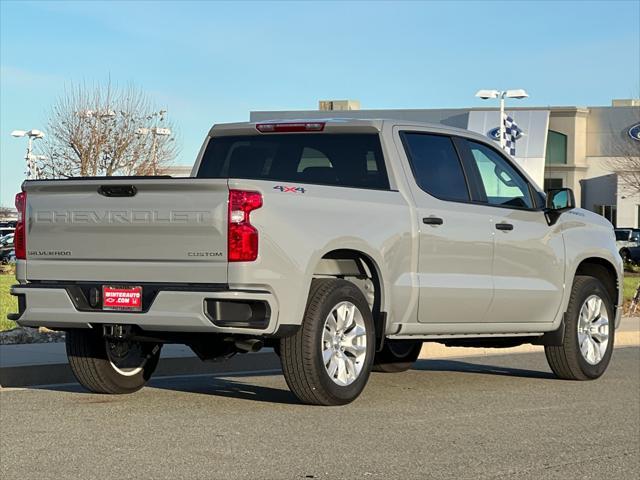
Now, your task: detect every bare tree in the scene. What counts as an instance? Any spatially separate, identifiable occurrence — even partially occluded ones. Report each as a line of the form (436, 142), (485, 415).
(607, 154), (640, 195)
(605, 123), (640, 195)
(39, 81), (179, 178)
(0, 206), (15, 219)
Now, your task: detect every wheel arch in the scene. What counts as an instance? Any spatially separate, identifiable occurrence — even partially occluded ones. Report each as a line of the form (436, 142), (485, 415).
(309, 248), (386, 346)
(312, 248), (384, 318)
(542, 256), (621, 345)
(573, 257), (619, 314)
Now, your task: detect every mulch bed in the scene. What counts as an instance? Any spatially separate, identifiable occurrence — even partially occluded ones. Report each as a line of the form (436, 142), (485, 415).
(0, 327), (65, 345)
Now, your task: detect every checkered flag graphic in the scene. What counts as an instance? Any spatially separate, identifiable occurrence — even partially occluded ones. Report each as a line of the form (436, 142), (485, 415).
(503, 114), (519, 156)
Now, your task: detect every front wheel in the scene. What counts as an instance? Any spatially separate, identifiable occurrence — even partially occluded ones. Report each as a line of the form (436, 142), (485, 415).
(545, 276), (615, 380)
(280, 279), (375, 406)
(66, 329), (161, 394)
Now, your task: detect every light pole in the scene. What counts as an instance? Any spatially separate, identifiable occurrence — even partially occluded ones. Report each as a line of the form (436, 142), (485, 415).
(136, 127), (172, 174)
(475, 89), (529, 150)
(10, 129), (46, 179)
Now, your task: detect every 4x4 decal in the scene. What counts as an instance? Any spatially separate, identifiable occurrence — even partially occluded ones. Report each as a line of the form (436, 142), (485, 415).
(273, 185), (306, 194)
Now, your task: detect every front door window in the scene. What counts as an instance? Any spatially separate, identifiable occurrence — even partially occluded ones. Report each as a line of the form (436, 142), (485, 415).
(466, 141), (534, 209)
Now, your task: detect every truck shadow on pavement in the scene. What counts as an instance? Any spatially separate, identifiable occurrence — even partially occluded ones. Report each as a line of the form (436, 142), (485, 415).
(413, 359), (555, 379)
(33, 358), (554, 403)
(145, 359), (555, 403)
(150, 372), (301, 404)
(37, 370), (302, 405)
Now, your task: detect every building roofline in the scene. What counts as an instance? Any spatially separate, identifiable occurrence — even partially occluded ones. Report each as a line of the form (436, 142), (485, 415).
(251, 105), (626, 116)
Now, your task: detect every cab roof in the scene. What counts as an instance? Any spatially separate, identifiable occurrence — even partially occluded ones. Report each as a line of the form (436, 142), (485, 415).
(209, 117), (490, 143)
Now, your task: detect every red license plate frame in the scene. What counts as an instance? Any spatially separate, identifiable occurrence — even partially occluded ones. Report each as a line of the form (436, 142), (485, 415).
(102, 285), (143, 312)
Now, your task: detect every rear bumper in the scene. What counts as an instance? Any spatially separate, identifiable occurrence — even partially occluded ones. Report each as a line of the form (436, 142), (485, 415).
(10, 283), (281, 336)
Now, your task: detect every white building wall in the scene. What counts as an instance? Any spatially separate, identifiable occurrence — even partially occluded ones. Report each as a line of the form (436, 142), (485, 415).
(617, 190), (639, 228)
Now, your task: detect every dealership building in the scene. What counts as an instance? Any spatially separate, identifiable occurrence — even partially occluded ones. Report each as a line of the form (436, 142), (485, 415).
(249, 99), (640, 228)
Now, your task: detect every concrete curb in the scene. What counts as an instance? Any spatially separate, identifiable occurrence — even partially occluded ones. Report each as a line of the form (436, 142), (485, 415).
(1, 332), (638, 389)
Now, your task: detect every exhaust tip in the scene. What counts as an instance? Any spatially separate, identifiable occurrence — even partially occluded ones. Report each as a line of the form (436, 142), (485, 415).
(234, 338), (263, 353)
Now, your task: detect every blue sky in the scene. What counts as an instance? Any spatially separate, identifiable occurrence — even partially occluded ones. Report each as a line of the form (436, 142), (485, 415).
(1, 0), (638, 207)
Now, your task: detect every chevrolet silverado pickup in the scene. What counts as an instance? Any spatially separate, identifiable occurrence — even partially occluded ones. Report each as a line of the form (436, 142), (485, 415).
(9, 119), (623, 405)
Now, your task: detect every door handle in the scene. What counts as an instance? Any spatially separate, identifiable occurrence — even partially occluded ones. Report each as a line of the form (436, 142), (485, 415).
(495, 222), (514, 231)
(423, 216), (444, 226)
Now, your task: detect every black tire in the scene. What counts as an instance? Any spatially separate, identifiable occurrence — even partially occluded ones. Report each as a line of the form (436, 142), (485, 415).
(373, 340), (423, 373)
(66, 329), (161, 394)
(280, 279), (376, 406)
(545, 276), (615, 380)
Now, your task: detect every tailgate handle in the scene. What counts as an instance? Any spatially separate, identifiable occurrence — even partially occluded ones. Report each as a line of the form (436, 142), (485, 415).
(98, 185), (137, 197)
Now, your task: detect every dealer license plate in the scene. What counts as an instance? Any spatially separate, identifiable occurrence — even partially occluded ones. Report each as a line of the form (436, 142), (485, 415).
(102, 285), (143, 311)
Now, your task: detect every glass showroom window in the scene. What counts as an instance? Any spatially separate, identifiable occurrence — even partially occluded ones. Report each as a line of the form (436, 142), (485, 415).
(546, 131), (568, 164)
(544, 178), (563, 192)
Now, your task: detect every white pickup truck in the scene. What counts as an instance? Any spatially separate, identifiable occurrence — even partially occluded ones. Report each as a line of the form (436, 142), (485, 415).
(9, 119), (623, 405)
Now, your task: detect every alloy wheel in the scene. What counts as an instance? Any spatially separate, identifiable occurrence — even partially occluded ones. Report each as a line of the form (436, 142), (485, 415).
(577, 294), (609, 365)
(321, 301), (368, 386)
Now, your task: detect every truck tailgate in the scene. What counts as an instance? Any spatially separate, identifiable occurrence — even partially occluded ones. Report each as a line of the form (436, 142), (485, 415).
(23, 178), (229, 284)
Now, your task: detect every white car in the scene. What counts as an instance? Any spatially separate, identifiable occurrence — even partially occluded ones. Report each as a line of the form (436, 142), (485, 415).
(0, 233), (14, 246)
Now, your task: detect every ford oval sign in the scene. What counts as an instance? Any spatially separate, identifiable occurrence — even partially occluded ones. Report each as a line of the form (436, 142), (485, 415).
(488, 126), (523, 140)
(629, 124), (640, 141)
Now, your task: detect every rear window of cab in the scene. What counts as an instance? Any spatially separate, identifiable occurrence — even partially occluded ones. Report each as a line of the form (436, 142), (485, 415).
(197, 133), (390, 190)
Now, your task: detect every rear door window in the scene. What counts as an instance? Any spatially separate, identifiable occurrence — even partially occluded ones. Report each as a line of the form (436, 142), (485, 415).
(197, 133), (390, 190)
(400, 132), (470, 202)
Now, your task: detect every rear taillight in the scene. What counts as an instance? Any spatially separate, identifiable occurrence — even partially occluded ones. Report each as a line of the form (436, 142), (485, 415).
(228, 190), (262, 262)
(256, 122), (325, 133)
(14, 191), (26, 260)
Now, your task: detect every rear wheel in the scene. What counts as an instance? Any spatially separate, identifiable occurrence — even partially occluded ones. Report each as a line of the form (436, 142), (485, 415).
(545, 276), (615, 380)
(373, 340), (423, 373)
(280, 279), (375, 406)
(66, 329), (161, 394)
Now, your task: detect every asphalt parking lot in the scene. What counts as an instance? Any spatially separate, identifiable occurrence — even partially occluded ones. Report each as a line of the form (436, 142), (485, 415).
(1, 348), (639, 480)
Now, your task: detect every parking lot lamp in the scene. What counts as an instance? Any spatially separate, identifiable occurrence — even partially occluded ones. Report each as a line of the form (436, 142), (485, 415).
(10, 129), (46, 179)
(475, 89), (529, 150)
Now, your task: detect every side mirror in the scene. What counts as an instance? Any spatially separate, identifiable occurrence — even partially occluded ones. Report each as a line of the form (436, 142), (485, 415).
(546, 188), (575, 211)
(545, 188), (575, 225)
